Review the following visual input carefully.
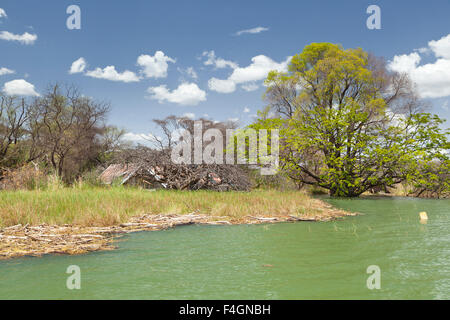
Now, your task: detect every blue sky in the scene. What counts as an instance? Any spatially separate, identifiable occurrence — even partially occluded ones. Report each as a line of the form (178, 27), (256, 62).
(1, 0), (449, 142)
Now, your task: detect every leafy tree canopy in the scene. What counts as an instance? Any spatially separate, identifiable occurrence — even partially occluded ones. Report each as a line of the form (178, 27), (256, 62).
(250, 43), (449, 197)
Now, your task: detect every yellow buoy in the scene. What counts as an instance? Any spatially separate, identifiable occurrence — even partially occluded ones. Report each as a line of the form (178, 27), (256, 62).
(419, 212), (428, 221)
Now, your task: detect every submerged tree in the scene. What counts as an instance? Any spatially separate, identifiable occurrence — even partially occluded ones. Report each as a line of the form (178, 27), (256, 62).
(251, 43), (449, 197)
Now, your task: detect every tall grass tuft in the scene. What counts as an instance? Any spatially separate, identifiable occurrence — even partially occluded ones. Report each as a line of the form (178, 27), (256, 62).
(0, 187), (320, 228)
(46, 174), (65, 191)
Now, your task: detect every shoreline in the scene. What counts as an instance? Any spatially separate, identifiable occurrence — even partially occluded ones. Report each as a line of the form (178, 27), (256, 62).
(0, 199), (355, 260)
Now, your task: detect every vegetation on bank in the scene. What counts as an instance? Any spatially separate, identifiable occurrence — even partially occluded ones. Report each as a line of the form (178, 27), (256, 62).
(0, 186), (334, 228)
(249, 43), (449, 197)
(0, 43), (448, 199)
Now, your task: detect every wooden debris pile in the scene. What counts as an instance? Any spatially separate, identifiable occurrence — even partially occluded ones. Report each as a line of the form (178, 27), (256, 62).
(101, 150), (251, 191)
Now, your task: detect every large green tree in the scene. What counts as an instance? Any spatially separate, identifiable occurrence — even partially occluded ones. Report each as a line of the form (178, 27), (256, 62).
(251, 43), (449, 197)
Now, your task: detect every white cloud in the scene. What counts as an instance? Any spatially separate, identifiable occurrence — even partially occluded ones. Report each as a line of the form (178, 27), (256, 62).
(183, 112), (195, 119)
(388, 52), (421, 73)
(85, 66), (140, 83)
(69, 57), (87, 74)
(429, 34), (450, 59)
(70, 51), (174, 82)
(2, 79), (39, 96)
(178, 66), (198, 80)
(0, 67), (15, 76)
(208, 55), (291, 93)
(202, 51), (238, 69)
(241, 83), (259, 92)
(147, 82), (206, 106)
(0, 31), (37, 45)
(243, 107), (250, 113)
(235, 26), (269, 36)
(0, 8), (7, 18)
(229, 55), (290, 83)
(185, 67), (198, 80)
(416, 47), (430, 54)
(388, 34), (450, 98)
(208, 78), (236, 93)
(137, 51), (175, 79)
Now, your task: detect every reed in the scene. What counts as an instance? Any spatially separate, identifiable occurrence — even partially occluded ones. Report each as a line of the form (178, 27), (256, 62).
(0, 186), (323, 228)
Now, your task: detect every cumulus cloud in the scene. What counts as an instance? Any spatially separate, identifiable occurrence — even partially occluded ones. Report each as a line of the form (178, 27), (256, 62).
(2, 79), (39, 96)
(208, 55), (291, 93)
(69, 57), (87, 74)
(388, 34), (450, 98)
(147, 82), (206, 106)
(429, 35), (450, 59)
(137, 51), (175, 79)
(0, 8), (7, 18)
(208, 78), (236, 93)
(202, 51), (238, 69)
(0, 67), (15, 76)
(229, 55), (290, 83)
(85, 66), (140, 83)
(235, 26), (269, 36)
(0, 31), (37, 45)
(388, 52), (421, 73)
(243, 107), (250, 113)
(70, 51), (174, 82)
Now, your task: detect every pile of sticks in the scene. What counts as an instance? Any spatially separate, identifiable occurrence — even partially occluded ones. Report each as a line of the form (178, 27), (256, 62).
(117, 148), (251, 191)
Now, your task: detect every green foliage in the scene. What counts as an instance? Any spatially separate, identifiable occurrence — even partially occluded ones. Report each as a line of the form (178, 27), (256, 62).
(252, 43), (450, 197)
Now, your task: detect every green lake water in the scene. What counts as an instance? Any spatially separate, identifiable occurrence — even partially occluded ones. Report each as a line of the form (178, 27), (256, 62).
(0, 197), (449, 299)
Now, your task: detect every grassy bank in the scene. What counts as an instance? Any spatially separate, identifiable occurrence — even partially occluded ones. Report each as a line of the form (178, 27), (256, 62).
(0, 187), (355, 259)
(0, 187), (334, 228)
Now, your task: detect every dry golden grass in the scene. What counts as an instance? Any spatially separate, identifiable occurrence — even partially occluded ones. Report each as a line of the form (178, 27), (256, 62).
(0, 186), (325, 228)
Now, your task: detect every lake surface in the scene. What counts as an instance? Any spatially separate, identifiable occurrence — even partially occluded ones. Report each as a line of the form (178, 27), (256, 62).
(0, 197), (448, 299)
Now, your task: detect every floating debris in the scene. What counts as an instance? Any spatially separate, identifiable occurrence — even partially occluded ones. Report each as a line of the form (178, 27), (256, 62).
(419, 211), (428, 221)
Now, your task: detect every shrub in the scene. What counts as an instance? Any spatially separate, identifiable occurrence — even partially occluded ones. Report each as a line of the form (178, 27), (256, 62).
(0, 164), (47, 190)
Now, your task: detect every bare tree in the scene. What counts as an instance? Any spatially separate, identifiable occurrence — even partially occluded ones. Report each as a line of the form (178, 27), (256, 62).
(0, 95), (45, 181)
(28, 84), (110, 179)
(0, 96), (28, 165)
